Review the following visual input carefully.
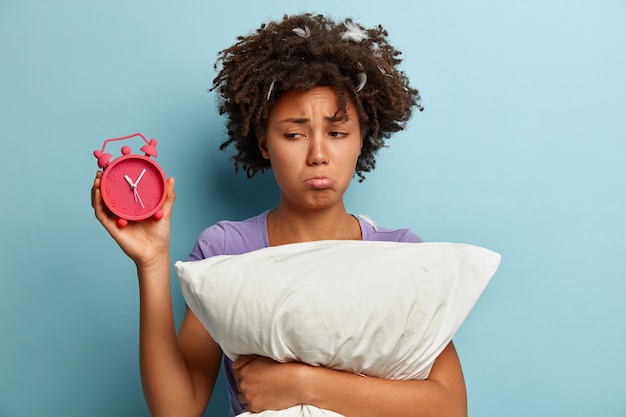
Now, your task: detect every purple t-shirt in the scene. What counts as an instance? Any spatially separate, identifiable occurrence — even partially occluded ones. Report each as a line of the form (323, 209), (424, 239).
(187, 210), (421, 416)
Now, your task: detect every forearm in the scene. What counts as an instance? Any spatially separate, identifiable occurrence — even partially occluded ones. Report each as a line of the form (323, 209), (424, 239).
(303, 370), (462, 417)
(236, 343), (467, 416)
(301, 343), (467, 417)
(136, 256), (203, 417)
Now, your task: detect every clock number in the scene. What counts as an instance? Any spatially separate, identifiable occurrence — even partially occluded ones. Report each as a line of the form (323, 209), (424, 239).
(109, 164), (124, 182)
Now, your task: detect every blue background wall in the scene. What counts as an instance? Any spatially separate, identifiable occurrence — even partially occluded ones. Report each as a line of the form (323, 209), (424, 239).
(1, 1), (625, 416)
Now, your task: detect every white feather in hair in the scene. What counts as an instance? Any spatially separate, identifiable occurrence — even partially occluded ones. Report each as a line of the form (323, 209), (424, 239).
(356, 72), (367, 92)
(378, 65), (394, 78)
(292, 26), (311, 38)
(356, 62), (367, 92)
(370, 42), (382, 56)
(341, 21), (368, 43)
(267, 80), (275, 101)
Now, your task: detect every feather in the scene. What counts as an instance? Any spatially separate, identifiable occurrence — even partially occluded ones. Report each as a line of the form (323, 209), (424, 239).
(267, 80), (275, 101)
(292, 26), (311, 38)
(370, 42), (383, 57)
(357, 214), (379, 231)
(356, 72), (367, 92)
(341, 21), (368, 43)
(355, 62), (367, 92)
(378, 65), (394, 78)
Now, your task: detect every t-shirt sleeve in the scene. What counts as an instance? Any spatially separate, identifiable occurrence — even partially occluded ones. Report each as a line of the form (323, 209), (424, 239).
(358, 215), (423, 243)
(187, 213), (269, 261)
(395, 228), (423, 243)
(187, 224), (227, 261)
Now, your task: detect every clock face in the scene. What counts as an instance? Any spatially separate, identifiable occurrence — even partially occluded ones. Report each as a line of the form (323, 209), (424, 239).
(101, 155), (167, 221)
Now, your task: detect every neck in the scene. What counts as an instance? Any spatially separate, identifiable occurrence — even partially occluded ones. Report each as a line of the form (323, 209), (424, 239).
(267, 203), (362, 246)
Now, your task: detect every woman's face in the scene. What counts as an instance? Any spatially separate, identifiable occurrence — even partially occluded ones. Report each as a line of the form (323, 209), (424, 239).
(259, 86), (363, 211)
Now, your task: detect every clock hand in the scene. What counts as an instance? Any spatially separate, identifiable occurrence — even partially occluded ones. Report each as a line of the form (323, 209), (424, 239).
(134, 169), (147, 187)
(124, 174), (140, 204)
(131, 169), (147, 208)
(125, 175), (135, 188)
(133, 189), (145, 208)
(124, 173), (144, 207)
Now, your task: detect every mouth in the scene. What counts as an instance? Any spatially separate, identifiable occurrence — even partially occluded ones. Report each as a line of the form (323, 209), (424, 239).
(304, 176), (335, 189)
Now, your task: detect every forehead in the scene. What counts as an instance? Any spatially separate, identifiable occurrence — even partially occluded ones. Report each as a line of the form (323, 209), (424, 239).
(269, 86), (357, 120)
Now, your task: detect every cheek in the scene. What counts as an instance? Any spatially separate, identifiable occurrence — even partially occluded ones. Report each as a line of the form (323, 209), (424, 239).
(348, 144), (363, 167)
(332, 148), (362, 181)
(268, 150), (300, 178)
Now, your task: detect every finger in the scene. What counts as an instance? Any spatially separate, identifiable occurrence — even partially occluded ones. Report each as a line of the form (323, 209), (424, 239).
(92, 173), (119, 230)
(237, 392), (248, 410)
(92, 175), (104, 214)
(160, 177), (176, 219)
(92, 185), (114, 226)
(232, 355), (250, 370)
(91, 171), (103, 208)
(232, 354), (259, 370)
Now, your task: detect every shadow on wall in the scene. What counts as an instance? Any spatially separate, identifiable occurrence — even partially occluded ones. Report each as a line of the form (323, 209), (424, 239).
(206, 154), (280, 220)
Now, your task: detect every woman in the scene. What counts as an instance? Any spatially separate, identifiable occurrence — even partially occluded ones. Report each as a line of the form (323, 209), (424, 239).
(92, 13), (467, 417)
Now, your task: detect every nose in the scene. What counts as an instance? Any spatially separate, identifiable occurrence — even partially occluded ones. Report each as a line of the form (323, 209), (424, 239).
(307, 135), (329, 166)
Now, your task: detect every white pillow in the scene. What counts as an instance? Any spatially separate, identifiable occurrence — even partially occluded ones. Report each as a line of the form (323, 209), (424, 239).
(175, 240), (500, 417)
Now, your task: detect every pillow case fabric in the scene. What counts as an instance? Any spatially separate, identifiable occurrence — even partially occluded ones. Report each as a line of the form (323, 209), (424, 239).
(175, 240), (500, 417)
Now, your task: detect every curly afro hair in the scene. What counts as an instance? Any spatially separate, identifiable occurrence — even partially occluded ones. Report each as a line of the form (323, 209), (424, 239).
(212, 13), (422, 181)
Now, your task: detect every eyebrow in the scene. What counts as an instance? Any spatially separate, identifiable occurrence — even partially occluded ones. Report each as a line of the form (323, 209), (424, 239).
(278, 115), (347, 124)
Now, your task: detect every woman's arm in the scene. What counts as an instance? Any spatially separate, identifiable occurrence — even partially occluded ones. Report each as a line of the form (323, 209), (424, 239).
(233, 342), (466, 417)
(137, 264), (222, 417)
(92, 172), (221, 417)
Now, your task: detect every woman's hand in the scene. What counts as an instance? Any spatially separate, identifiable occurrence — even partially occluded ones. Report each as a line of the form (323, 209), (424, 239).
(91, 171), (176, 269)
(233, 355), (309, 413)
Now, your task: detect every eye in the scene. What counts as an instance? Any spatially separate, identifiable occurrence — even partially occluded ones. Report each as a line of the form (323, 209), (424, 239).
(329, 131), (348, 139)
(284, 132), (303, 140)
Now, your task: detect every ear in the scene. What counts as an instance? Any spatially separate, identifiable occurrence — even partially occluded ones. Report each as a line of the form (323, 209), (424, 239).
(258, 136), (270, 159)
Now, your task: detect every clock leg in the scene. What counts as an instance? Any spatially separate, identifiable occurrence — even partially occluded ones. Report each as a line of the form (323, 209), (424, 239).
(153, 209), (164, 220)
(117, 218), (129, 228)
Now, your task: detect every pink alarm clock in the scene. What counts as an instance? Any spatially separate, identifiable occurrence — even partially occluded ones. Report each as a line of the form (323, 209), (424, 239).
(94, 133), (167, 227)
